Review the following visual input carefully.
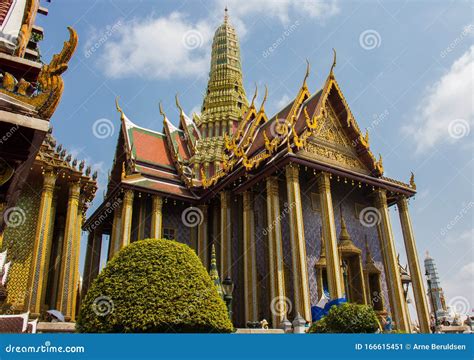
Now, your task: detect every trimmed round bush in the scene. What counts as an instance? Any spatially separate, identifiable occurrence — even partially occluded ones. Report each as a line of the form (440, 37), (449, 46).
(309, 303), (380, 333)
(77, 239), (233, 333)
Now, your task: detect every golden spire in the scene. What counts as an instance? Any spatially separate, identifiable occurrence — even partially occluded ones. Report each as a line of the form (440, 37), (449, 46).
(224, 6), (229, 23)
(115, 96), (125, 120)
(250, 83), (258, 108)
(303, 59), (310, 88)
(175, 93), (184, 115)
(410, 172), (416, 189)
(330, 48), (337, 77)
(258, 85), (268, 114)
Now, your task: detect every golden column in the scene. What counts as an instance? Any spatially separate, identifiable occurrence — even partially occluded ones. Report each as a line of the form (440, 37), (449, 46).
(197, 205), (209, 267)
(150, 195), (163, 239)
(397, 196), (430, 333)
(119, 189), (134, 249)
(28, 171), (57, 317)
(243, 191), (258, 323)
(266, 176), (286, 328)
(374, 189), (409, 332)
(285, 164), (311, 321)
(57, 182), (81, 320)
(220, 191), (232, 278)
(316, 172), (344, 299)
(108, 203), (122, 260)
(70, 199), (84, 321)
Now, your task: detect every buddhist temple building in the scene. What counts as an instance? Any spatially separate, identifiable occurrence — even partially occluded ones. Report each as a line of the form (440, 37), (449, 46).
(84, 10), (430, 332)
(0, 130), (97, 321)
(0, 0), (78, 236)
(0, 0), (87, 321)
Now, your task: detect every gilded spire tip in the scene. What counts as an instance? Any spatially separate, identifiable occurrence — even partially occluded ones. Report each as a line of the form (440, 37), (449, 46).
(303, 59), (310, 87)
(330, 48), (337, 76)
(175, 93), (184, 115)
(158, 101), (166, 120)
(250, 83), (258, 108)
(115, 96), (125, 119)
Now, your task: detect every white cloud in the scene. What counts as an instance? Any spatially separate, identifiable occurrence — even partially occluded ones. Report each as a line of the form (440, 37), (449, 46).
(274, 94), (291, 111)
(404, 46), (474, 153)
(94, 2), (340, 80)
(213, 0), (339, 36)
(96, 12), (213, 80)
(443, 260), (474, 315)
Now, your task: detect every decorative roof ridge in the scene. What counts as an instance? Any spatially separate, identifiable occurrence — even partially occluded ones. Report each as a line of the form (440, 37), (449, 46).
(115, 97), (165, 136)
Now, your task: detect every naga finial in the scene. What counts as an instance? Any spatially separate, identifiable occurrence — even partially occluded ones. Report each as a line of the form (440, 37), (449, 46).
(250, 83), (258, 108)
(410, 172), (416, 190)
(330, 48), (337, 77)
(175, 94), (184, 115)
(303, 59), (310, 87)
(258, 85), (268, 114)
(115, 96), (125, 120)
(158, 101), (166, 120)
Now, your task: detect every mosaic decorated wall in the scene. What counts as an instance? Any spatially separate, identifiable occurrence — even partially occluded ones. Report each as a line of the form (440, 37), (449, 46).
(1, 181), (42, 311)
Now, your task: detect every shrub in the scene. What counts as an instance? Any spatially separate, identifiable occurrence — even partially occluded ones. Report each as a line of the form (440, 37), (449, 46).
(76, 239), (233, 333)
(309, 303), (380, 333)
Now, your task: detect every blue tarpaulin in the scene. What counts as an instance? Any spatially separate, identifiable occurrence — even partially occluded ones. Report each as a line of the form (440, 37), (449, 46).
(311, 293), (347, 322)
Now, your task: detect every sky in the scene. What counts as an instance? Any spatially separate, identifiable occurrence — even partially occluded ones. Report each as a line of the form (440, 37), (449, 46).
(36, 0), (473, 317)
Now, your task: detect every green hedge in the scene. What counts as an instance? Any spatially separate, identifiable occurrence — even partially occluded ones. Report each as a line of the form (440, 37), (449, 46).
(76, 239), (233, 333)
(309, 303), (380, 333)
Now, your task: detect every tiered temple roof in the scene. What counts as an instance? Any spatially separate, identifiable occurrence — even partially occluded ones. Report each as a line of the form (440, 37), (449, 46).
(86, 11), (416, 225)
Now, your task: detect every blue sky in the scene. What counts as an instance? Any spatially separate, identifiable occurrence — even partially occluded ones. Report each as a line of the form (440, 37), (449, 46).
(37, 0), (473, 315)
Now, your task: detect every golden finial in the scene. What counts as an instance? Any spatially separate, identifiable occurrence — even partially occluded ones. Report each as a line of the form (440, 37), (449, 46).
(158, 101), (167, 120)
(302, 59), (310, 87)
(364, 129), (369, 144)
(115, 96), (125, 120)
(175, 94), (184, 115)
(258, 85), (268, 113)
(250, 83), (258, 108)
(410, 172), (416, 190)
(330, 48), (337, 77)
(224, 6), (229, 23)
(121, 161), (126, 179)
